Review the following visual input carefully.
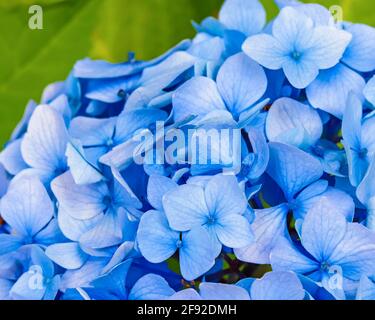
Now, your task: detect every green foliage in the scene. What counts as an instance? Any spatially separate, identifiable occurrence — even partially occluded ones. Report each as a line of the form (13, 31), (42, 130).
(0, 0), (373, 145)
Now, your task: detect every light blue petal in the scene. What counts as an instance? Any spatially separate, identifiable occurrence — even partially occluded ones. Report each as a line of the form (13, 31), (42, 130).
(10, 100), (37, 141)
(57, 207), (103, 242)
(69, 116), (115, 148)
(266, 98), (323, 149)
(242, 34), (286, 70)
(306, 63), (366, 119)
(270, 237), (319, 274)
(199, 282), (250, 300)
(147, 175), (177, 211)
(293, 180), (328, 220)
(214, 214), (253, 248)
(163, 184), (209, 231)
(282, 58), (319, 89)
(46, 243), (88, 270)
(251, 271), (305, 300)
(172, 76), (226, 123)
(10, 270), (46, 300)
(141, 51), (196, 88)
(137, 210), (179, 263)
(179, 226), (216, 281)
(244, 127), (269, 180)
(79, 208), (123, 249)
(342, 24), (375, 73)
(267, 142), (323, 200)
(66, 140), (104, 185)
(33, 219), (66, 246)
(301, 202), (347, 262)
(60, 258), (108, 290)
(205, 174), (247, 218)
(52, 172), (108, 220)
(21, 105), (68, 175)
(329, 223), (375, 281)
(169, 288), (202, 300)
(307, 27), (352, 69)
(129, 274), (175, 300)
(73, 39), (191, 79)
(1, 176), (53, 238)
(216, 53), (267, 116)
(0, 139), (28, 176)
(219, 0), (265, 36)
(234, 204), (289, 264)
(342, 93), (362, 152)
(364, 76), (375, 107)
(356, 276), (375, 300)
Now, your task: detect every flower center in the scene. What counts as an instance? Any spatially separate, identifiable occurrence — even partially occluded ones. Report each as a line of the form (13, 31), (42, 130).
(291, 50), (302, 61)
(103, 195), (113, 207)
(358, 148), (368, 159)
(321, 261), (330, 271)
(176, 240), (183, 249)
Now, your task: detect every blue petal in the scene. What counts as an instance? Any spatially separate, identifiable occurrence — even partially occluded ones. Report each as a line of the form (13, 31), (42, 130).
(242, 34), (286, 70)
(66, 140), (104, 185)
(356, 276), (375, 300)
(52, 172), (108, 220)
(141, 51), (196, 88)
(270, 237), (319, 274)
(364, 76), (375, 107)
(147, 175), (177, 211)
(282, 58), (319, 89)
(46, 242), (88, 270)
(251, 271), (305, 300)
(85, 74), (140, 103)
(169, 288), (202, 300)
(163, 184), (209, 231)
(214, 214), (254, 249)
(137, 210), (179, 263)
(266, 98), (323, 149)
(79, 208), (123, 249)
(21, 105), (68, 178)
(0, 234), (23, 255)
(0, 139), (28, 176)
(301, 202), (347, 262)
(204, 174), (248, 218)
(73, 39), (191, 79)
(1, 176), (53, 238)
(219, 0), (266, 36)
(172, 76), (226, 123)
(307, 26), (351, 69)
(234, 204), (289, 264)
(179, 226), (216, 281)
(342, 93), (362, 152)
(10, 100), (37, 141)
(342, 24), (375, 73)
(216, 53), (267, 116)
(199, 282), (250, 300)
(244, 127), (269, 180)
(129, 274), (175, 300)
(267, 142), (323, 200)
(329, 223), (375, 281)
(306, 63), (366, 119)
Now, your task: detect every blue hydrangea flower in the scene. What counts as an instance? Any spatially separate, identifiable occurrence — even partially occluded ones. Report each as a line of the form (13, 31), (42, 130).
(163, 174), (254, 256)
(270, 202), (375, 298)
(0, 245), (59, 300)
(243, 6), (352, 89)
(0, 176), (63, 255)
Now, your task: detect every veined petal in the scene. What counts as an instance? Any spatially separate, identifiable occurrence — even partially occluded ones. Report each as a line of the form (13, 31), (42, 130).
(163, 184), (209, 231)
(306, 63), (366, 119)
(1, 176), (53, 238)
(216, 53), (267, 116)
(219, 0), (266, 36)
(137, 210), (179, 263)
(172, 76), (226, 123)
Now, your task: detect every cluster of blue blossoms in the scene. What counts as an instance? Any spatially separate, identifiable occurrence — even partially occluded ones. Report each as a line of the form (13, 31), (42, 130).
(1, 0), (375, 300)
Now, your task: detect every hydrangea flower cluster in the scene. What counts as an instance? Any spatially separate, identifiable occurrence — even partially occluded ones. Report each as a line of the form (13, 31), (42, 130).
(1, 0), (375, 300)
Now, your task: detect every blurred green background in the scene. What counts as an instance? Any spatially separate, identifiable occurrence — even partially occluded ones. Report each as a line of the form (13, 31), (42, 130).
(0, 0), (373, 146)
